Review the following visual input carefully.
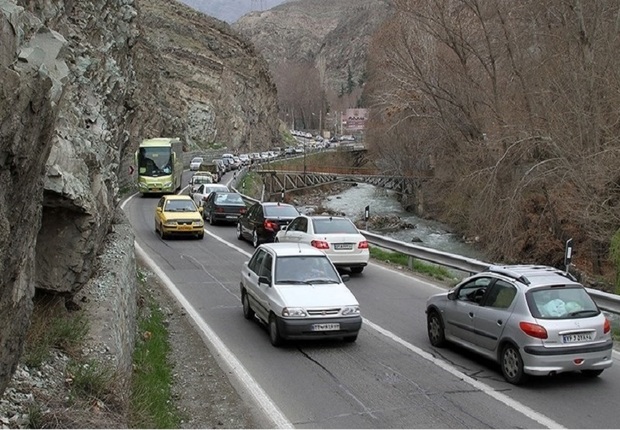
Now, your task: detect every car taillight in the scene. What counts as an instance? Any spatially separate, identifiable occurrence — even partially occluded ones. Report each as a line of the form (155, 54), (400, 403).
(604, 318), (611, 334)
(358, 240), (369, 249)
(240, 207), (247, 214)
(311, 240), (330, 249)
(519, 321), (548, 339)
(264, 220), (278, 231)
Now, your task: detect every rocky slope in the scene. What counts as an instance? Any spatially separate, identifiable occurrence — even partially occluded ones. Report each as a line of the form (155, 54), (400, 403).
(0, 0), (280, 406)
(233, 0), (393, 92)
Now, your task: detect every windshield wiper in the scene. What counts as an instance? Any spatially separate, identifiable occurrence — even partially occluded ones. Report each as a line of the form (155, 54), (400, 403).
(567, 309), (598, 317)
(306, 279), (339, 284)
(276, 279), (311, 284)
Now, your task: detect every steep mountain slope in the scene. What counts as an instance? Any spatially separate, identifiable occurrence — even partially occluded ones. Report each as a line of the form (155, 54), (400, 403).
(233, 0), (393, 92)
(180, 0), (290, 23)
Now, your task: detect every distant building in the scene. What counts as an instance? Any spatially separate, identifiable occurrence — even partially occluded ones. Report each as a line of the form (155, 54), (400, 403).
(341, 109), (368, 132)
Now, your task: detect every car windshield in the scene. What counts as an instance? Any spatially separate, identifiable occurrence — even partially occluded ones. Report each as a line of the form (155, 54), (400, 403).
(313, 218), (359, 234)
(191, 157), (203, 163)
(164, 200), (197, 212)
(264, 205), (299, 217)
(526, 286), (599, 319)
(275, 256), (340, 284)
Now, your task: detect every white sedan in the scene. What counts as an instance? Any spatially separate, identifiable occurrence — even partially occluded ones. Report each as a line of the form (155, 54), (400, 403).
(189, 157), (204, 171)
(240, 243), (362, 346)
(275, 215), (369, 273)
(191, 183), (230, 208)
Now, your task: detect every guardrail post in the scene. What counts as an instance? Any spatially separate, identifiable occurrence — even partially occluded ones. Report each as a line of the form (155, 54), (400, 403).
(408, 256), (414, 271)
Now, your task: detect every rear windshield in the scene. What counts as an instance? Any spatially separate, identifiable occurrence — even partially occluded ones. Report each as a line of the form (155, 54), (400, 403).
(215, 193), (244, 204)
(526, 286), (599, 319)
(264, 205), (299, 217)
(313, 218), (359, 234)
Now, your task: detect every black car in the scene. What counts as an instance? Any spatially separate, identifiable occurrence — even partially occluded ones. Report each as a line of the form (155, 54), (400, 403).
(203, 192), (247, 225)
(236, 202), (300, 248)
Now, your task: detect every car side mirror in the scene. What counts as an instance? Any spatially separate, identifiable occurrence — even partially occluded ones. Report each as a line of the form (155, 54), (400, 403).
(447, 290), (457, 300)
(198, 207), (203, 214)
(340, 274), (350, 282)
(156, 207), (162, 213)
(258, 276), (271, 285)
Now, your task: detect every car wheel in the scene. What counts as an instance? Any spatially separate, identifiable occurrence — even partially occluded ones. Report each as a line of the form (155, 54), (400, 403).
(242, 292), (255, 320)
(209, 212), (216, 225)
(581, 369), (604, 378)
(197, 233), (204, 240)
(501, 343), (528, 385)
(343, 334), (358, 343)
(427, 311), (446, 347)
(159, 224), (167, 240)
(269, 314), (283, 347)
(252, 230), (260, 248)
(236, 223), (243, 240)
(350, 267), (364, 274)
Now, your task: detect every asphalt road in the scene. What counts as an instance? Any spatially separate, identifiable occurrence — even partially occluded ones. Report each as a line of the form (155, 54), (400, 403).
(122, 170), (620, 429)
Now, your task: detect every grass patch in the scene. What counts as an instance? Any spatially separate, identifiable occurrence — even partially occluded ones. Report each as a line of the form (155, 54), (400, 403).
(369, 246), (454, 281)
(66, 359), (115, 401)
(129, 269), (181, 429)
(238, 171), (263, 199)
(23, 295), (89, 368)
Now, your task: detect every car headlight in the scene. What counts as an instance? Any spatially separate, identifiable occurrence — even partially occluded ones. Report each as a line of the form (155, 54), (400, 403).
(193, 221), (204, 227)
(341, 306), (360, 316)
(163, 221), (178, 227)
(138, 183), (148, 190)
(163, 182), (173, 188)
(282, 307), (307, 317)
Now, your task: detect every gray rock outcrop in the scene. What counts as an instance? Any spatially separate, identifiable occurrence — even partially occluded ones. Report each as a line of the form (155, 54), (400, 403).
(0, 0), (280, 399)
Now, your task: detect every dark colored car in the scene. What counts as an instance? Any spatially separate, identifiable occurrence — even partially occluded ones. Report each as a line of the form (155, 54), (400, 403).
(236, 202), (300, 248)
(202, 192), (247, 225)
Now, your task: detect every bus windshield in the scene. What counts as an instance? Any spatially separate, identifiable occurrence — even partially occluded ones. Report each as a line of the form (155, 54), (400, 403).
(138, 147), (172, 177)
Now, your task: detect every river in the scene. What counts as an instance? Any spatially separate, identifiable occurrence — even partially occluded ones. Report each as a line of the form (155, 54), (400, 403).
(318, 183), (487, 261)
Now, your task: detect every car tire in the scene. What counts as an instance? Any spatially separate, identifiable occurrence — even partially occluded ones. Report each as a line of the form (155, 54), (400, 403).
(242, 291), (255, 320)
(252, 230), (260, 248)
(197, 233), (204, 240)
(209, 212), (216, 226)
(269, 314), (283, 347)
(343, 334), (358, 343)
(581, 369), (604, 378)
(236, 223), (243, 240)
(159, 224), (167, 240)
(427, 311), (446, 347)
(501, 343), (528, 385)
(350, 267), (364, 274)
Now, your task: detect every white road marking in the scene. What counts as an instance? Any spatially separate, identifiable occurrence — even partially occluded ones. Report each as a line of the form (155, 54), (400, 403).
(134, 241), (292, 429)
(364, 320), (564, 429)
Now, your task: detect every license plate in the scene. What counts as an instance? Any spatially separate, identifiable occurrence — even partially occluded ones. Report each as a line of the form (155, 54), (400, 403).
(226, 215), (238, 219)
(562, 332), (593, 343)
(334, 243), (353, 250)
(311, 323), (340, 331)
(151, 188), (161, 192)
(178, 225), (192, 230)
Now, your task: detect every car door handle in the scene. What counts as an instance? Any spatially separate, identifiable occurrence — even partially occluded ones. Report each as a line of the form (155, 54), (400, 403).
(468, 312), (474, 318)
(497, 320), (503, 326)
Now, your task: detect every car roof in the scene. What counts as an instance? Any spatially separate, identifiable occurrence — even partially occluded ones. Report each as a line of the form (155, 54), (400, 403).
(163, 195), (193, 201)
(259, 242), (327, 257)
(260, 202), (294, 207)
(483, 265), (580, 288)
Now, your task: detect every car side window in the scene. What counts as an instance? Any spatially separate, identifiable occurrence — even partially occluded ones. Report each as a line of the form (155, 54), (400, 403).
(457, 277), (492, 304)
(298, 218), (308, 233)
(157, 197), (165, 209)
(485, 280), (517, 309)
(248, 249), (266, 274)
(259, 253), (273, 281)
(288, 218), (300, 231)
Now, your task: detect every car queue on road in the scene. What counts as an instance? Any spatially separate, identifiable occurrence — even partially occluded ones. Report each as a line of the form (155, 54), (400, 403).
(147, 154), (616, 388)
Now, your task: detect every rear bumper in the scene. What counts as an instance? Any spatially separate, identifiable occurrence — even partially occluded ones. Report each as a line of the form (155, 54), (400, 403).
(522, 340), (614, 375)
(327, 251), (370, 267)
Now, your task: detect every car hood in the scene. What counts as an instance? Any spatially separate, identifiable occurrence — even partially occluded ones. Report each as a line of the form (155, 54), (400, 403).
(276, 283), (359, 308)
(163, 211), (202, 221)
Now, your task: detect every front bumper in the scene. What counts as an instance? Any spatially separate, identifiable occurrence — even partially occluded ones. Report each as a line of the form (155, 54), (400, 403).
(276, 316), (362, 340)
(162, 225), (204, 236)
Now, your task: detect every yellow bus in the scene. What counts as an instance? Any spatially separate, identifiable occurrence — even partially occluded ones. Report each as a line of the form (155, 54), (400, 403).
(135, 138), (184, 195)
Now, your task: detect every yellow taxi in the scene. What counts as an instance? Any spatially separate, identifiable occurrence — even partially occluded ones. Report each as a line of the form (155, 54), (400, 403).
(154, 195), (204, 239)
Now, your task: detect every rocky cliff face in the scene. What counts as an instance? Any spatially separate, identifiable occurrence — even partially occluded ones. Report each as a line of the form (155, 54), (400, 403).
(0, 0), (280, 398)
(233, 0), (393, 92)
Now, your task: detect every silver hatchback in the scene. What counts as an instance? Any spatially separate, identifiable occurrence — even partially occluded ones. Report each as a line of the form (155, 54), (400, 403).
(426, 265), (613, 384)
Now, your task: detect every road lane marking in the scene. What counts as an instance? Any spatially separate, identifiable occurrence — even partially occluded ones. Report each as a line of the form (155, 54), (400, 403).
(364, 319), (564, 429)
(134, 241), (292, 429)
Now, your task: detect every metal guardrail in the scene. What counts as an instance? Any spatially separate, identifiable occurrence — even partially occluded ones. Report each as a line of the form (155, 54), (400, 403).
(361, 230), (620, 315)
(232, 169), (620, 315)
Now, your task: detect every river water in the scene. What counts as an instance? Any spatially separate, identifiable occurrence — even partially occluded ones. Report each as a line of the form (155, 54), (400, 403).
(319, 183), (487, 261)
